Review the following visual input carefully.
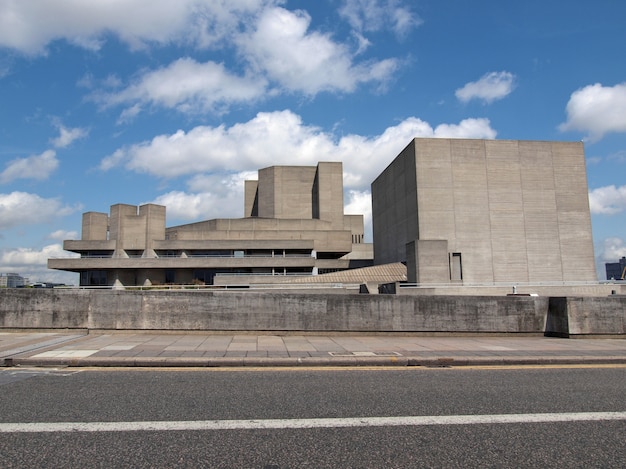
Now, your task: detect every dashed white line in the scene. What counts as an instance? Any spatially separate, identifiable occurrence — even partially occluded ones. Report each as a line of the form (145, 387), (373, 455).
(1, 412), (625, 433)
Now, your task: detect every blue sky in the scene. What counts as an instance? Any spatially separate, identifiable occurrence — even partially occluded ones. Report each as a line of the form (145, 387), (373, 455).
(1, 0), (625, 284)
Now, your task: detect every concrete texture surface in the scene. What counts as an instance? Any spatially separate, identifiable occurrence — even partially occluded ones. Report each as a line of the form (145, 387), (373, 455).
(0, 289), (551, 333)
(3, 289), (626, 336)
(372, 139), (596, 284)
(2, 330), (625, 368)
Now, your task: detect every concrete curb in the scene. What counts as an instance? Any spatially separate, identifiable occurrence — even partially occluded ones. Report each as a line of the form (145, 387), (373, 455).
(6, 355), (626, 368)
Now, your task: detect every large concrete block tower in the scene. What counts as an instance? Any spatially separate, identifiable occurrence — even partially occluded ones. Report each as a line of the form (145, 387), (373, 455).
(371, 138), (597, 284)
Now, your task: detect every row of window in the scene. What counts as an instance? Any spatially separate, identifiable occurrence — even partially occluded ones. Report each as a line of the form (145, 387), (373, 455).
(80, 268), (315, 286)
(80, 249), (316, 258)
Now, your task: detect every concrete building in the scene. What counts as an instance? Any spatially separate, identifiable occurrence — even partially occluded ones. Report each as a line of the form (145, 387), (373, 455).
(372, 138), (597, 285)
(49, 162), (373, 287)
(605, 257), (626, 280)
(0, 273), (26, 288)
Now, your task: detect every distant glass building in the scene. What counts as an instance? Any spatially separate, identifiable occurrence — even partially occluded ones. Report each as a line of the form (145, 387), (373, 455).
(605, 257), (626, 280)
(0, 273), (26, 288)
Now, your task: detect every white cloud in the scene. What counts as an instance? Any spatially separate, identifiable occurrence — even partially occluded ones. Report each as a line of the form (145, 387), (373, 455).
(109, 112), (495, 230)
(147, 172), (257, 222)
(1, 244), (74, 266)
(597, 237), (626, 263)
(595, 237), (626, 280)
(455, 71), (516, 104)
(150, 191), (219, 221)
(50, 124), (89, 148)
(339, 0), (422, 38)
(48, 230), (79, 241)
(95, 58), (267, 116)
(559, 82), (626, 142)
(0, 0), (274, 55)
(101, 110), (497, 191)
(0, 150), (58, 183)
(237, 7), (399, 95)
(72, 4), (404, 115)
(0, 244), (79, 284)
(0, 192), (80, 229)
(589, 185), (626, 215)
(345, 189), (373, 241)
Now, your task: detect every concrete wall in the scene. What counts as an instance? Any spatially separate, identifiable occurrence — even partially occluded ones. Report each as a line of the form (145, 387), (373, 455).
(258, 166), (318, 219)
(372, 140), (418, 265)
(315, 162), (345, 229)
(397, 283), (626, 297)
(82, 212), (108, 241)
(1, 289), (622, 335)
(546, 296), (626, 337)
(372, 139), (597, 284)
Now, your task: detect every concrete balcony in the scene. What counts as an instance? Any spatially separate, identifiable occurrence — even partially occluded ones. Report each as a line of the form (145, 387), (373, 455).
(48, 255), (317, 271)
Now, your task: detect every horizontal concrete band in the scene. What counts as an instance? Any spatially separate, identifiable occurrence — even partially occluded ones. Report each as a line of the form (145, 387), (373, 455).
(1, 290), (624, 336)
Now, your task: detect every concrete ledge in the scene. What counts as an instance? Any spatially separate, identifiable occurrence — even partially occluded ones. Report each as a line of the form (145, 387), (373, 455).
(0, 289), (548, 333)
(1, 289), (624, 336)
(8, 355), (626, 368)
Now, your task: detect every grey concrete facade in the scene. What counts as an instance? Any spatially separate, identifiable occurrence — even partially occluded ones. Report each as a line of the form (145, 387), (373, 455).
(49, 162), (373, 286)
(372, 138), (597, 284)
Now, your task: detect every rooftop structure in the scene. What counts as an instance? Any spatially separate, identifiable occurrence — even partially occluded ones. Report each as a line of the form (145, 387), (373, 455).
(605, 257), (626, 281)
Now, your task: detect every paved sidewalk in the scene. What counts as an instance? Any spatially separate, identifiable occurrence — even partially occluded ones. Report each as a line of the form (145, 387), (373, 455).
(2, 330), (626, 367)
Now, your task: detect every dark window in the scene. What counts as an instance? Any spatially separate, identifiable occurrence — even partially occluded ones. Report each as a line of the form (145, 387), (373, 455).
(80, 270), (107, 286)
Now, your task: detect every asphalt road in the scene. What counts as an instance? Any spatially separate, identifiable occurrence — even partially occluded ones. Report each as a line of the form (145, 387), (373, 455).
(0, 366), (624, 468)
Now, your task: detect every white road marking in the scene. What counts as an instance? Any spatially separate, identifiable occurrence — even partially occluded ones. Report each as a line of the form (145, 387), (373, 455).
(1, 412), (625, 433)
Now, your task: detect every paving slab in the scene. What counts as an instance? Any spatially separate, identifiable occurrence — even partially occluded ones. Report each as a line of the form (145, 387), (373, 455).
(1, 330), (625, 368)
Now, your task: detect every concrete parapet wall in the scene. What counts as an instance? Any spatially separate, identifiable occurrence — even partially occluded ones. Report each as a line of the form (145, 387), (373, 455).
(546, 296), (626, 337)
(397, 283), (626, 297)
(0, 289), (544, 333)
(0, 289), (623, 335)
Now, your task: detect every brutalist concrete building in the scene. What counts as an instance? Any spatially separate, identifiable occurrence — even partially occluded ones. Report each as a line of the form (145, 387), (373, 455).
(49, 162), (372, 286)
(372, 138), (597, 284)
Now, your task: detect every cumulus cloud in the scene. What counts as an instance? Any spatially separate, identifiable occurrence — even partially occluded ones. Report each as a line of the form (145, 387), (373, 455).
(345, 189), (374, 241)
(0, 0), (272, 55)
(67, 4), (404, 115)
(48, 230), (79, 241)
(595, 237), (626, 280)
(112, 111), (495, 235)
(94, 58), (267, 116)
(339, 0), (422, 38)
(237, 7), (399, 95)
(101, 110), (497, 190)
(50, 123), (89, 148)
(1, 243), (74, 266)
(0, 192), (80, 229)
(597, 237), (626, 262)
(559, 82), (626, 142)
(0, 244), (79, 284)
(589, 185), (626, 215)
(0, 150), (58, 183)
(456, 71), (516, 104)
